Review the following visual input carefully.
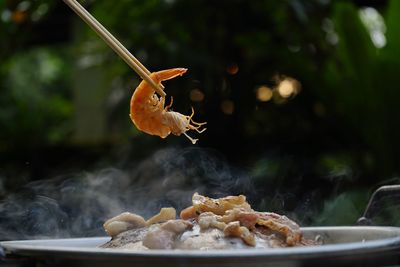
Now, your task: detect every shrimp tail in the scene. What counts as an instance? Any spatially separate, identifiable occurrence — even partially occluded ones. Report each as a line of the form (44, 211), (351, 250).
(153, 68), (188, 84)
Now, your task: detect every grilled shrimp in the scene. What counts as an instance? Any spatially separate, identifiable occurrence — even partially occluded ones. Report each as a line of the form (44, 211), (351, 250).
(129, 68), (206, 144)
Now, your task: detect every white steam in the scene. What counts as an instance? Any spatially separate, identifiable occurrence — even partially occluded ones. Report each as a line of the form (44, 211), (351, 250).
(0, 147), (255, 240)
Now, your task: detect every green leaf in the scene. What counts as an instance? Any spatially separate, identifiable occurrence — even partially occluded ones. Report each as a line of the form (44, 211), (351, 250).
(384, 0), (400, 55)
(332, 2), (376, 78)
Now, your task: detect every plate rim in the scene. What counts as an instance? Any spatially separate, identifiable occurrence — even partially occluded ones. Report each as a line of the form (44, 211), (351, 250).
(2, 226), (400, 260)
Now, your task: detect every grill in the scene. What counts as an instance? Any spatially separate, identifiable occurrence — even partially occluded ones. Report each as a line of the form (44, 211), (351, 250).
(1, 186), (400, 267)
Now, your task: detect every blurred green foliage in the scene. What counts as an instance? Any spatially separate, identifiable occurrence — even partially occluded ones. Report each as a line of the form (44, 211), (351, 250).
(0, 0), (71, 150)
(1, 0), (400, 226)
(322, 0), (400, 176)
(0, 48), (72, 149)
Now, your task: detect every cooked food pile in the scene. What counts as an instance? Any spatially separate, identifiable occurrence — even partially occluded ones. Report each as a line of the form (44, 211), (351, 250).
(129, 68), (206, 144)
(101, 193), (315, 250)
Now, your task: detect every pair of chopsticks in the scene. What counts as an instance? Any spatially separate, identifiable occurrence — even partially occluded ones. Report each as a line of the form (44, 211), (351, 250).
(63, 0), (166, 97)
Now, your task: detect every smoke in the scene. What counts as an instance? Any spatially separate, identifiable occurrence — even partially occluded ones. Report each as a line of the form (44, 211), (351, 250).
(0, 147), (255, 240)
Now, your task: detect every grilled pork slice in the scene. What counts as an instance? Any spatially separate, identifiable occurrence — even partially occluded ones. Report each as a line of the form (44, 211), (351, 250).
(101, 193), (316, 250)
(182, 193), (302, 245)
(101, 219), (288, 250)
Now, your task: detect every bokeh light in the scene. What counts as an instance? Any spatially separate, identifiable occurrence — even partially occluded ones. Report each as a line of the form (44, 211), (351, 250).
(190, 89), (205, 102)
(256, 86), (273, 102)
(221, 100), (234, 115)
(11, 10), (27, 24)
(226, 63), (239, 75)
(276, 77), (301, 98)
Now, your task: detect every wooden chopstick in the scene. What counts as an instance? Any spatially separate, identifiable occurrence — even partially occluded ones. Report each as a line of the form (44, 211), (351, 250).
(64, 0), (158, 82)
(63, 0), (166, 97)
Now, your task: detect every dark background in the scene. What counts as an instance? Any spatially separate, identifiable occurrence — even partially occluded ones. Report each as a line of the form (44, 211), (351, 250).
(1, 0), (400, 239)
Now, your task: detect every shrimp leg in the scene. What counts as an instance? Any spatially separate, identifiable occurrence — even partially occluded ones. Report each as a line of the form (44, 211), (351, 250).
(187, 107), (207, 133)
(165, 97), (174, 111)
(183, 132), (199, 145)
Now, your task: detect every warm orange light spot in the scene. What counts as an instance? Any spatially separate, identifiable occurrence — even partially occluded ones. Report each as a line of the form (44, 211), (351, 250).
(277, 80), (294, 98)
(190, 89), (205, 102)
(277, 78), (301, 98)
(221, 100), (234, 115)
(226, 63), (239, 75)
(11, 10), (27, 24)
(256, 86), (273, 102)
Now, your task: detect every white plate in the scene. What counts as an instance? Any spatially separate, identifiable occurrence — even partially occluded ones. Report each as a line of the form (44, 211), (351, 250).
(1, 227), (400, 267)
